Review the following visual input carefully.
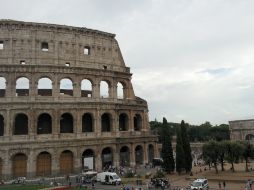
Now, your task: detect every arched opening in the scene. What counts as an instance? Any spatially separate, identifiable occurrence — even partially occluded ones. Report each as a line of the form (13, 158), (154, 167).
(81, 79), (92, 98)
(16, 77), (29, 96)
(117, 82), (124, 99)
(119, 113), (128, 131)
(148, 144), (154, 163)
(37, 113), (52, 134)
(12, 153), (27, 177)
(60, 78), (73, 96)
(0, 77), (6, 97)
(14, 114), (28, 135)
(134, 114), (142, 131)
(135, 145), (143, 165)
(101, 113), (111, 132)
(100, 81), (109, 98)
(36, 152), (51, 176)
(246, 134), (254, 141)
(120, 146), (130, 167)
(0, 115), (4, 136)
(60, 113), (73, 133)
(82, 149), (95, 170)
(60, 150), (73, 174)
(38, 77), (52, 96)
(82, 113), (93, 132)
(101, 147), (113, 168)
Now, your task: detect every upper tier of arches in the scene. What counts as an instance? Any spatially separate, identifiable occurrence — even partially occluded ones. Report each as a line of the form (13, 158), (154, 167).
(0, 76), (132, 100)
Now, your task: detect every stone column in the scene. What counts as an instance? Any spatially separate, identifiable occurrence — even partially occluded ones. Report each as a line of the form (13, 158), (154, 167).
(27, 150), (36, 178)
(51, 150), (59, 176)
(76, 110), (82, 137)
(95, 108), (101, 137)
(3, 152), (11, 180)
(29, 109), (36, 140)
(143, 143), (148, 165)
(92, 81), (100, 99)
(4, 109), (10, 140)
(112, 82), (117, 100)
(130, 143), (135, 167)
(96, 148), (102, 172)
(52, 109), (59, 139)
(73, 81), (80, 98)
(113, 145), (119, 168)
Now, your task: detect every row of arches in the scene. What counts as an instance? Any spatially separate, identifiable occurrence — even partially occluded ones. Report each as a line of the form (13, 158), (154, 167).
(0, 113), (143, 136)
(5, 144), (155, 177)
(0, 77), (126, 98)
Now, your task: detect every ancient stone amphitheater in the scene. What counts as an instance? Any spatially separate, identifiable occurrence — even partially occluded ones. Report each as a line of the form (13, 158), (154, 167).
(0, 20), (158, 179)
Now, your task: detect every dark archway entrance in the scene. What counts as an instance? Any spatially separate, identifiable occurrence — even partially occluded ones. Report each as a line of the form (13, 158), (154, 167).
(134, 114), (142, 131)
(14, 114), (28, 135)
(60, 113), (73, 133)
(82, 113), (93, 132)
(37, 113), (52, 134)
(82, 149), (95, 170)
(101, 147), (113, 168)
(119, 113), (128, 131)
(0, 115), (4, 136)
(101, 113), (111, 132)
(135, 145), (143, 165)
(120, 146), (130, 166)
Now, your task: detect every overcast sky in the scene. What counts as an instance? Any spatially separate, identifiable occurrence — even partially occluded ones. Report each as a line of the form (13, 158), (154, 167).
(1, 0), (254, 125)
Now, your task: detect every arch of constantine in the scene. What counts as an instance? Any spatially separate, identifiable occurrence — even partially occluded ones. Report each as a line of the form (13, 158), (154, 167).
(0, 20), (159, 179)
(229, 119), (254, 141)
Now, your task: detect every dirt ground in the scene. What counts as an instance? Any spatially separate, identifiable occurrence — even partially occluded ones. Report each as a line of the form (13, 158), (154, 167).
(167, 162), (254, 190)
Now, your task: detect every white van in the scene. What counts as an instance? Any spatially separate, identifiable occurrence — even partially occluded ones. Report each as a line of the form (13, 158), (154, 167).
(190, 178), (209, 190)
(96, 172), (121, 185)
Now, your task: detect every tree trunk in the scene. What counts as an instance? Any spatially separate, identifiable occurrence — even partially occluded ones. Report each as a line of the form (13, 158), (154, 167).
(214, 163), (218, 174)
(231, 162), (235, 172)
(220, 158), (224, 171)
(245, 158), (248, 172)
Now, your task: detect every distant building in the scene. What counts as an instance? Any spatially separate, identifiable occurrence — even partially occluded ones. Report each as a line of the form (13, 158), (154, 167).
(0, 20), (159, 179)
(229, 119), (254, 141)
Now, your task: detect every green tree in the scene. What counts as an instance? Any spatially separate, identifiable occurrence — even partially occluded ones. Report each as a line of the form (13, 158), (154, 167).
(239, 141), (254, 171)
(161, 127), (175, 173)
(225, 141), (244, 172)
(203, 141), (220, 173)
(218, 141), (227, 171)
(180, 120), (192, 173)
(175, 127), (185, 174)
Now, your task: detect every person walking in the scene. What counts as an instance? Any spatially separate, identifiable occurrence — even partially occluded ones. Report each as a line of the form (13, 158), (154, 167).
(223, 181), (226, 190)
(218, 182), (221, 189)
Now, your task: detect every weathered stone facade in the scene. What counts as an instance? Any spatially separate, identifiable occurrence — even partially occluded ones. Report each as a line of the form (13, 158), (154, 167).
(0, 20), (158, 179)
(229, 119), (254, 141)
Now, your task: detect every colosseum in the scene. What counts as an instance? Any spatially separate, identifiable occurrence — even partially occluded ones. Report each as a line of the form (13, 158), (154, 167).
(0, 20), (159, 179)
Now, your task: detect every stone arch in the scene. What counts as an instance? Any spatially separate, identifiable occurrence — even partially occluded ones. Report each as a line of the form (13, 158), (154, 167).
(0, 77), (6, 97)
(120, 146), (130, 166)
(82, 149), (95, 170)
(60, 150), (73, 174)
(134, 114), (142, 131)
(135, 145), (144, 165)
(246, 134), (254, 141)
(36, 151), (51, 176)
(12, 153), (27, 177)
(101, 113), (111, 132)
(81, 79), (93, 98)
(82, 113), (93, 132)
(117, 81), (125, 99)
(101, 147), (113, 168)
(60, 113), (73, 133)
(148, 144), (155, 163)
(16, 77), (29, 96)
(100, 80), (110, 98)
(119, 113), (128, 131)
(0, 114), (4, 136)
(37, 113), (52, 134)
(14, 113), (28, 135)
(37, 77), (53, 96)
(60, 78), (73, 96)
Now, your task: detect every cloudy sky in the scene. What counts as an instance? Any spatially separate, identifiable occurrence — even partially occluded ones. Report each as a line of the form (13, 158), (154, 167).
(1, 0), (254, 125)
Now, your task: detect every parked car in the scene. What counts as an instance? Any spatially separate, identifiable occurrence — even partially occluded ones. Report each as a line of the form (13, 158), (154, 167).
(190, 178), (209, 190)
